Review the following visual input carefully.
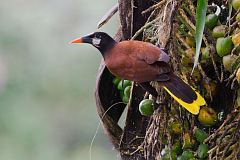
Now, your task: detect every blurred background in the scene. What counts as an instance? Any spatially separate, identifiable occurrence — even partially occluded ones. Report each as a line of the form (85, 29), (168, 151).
(0, 0), (119, 160)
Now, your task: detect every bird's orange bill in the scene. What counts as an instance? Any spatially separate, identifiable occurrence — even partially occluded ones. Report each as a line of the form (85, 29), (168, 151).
(70, 38), (83, 43)
(70, 35), (93, 44)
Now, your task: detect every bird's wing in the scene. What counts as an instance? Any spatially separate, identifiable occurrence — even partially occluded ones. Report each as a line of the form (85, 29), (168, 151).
(133, 42), (170, 64)
(135, 46), (170, 65)
(117, 41), (170, 64)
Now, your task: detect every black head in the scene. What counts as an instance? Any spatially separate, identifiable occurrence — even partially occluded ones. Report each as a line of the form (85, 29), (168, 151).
(71, 32), (116, 55)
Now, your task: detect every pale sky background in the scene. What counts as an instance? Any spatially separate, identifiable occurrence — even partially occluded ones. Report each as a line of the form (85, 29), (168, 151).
(0, 0), (120, 160)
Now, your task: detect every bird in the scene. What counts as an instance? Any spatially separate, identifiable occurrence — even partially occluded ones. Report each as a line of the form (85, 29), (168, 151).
(71, 32), (206, 115)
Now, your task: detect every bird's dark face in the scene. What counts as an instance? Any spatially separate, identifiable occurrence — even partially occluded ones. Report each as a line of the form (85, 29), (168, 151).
(71, 32), (116, 55)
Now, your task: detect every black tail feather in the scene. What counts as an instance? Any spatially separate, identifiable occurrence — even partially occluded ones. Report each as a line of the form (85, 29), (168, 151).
(161, 73), (197, 103)
(139, 73), (198, 104)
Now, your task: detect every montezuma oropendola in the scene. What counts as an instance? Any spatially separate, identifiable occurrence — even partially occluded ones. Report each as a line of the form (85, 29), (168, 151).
(71, 32), (206, 115)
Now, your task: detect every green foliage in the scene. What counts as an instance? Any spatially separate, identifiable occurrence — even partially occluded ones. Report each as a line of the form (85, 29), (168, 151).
(192, 0), (207, 73)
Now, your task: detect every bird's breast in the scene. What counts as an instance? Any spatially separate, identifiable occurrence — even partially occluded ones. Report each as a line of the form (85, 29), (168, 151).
(105, 54), (135, 79)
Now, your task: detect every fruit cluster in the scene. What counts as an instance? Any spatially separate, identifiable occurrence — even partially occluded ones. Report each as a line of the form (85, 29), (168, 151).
(176, 2), (240, 127)
(112, 77), (132, 104)
(112, 77), (155, 116)
(161, 127), (209, 160)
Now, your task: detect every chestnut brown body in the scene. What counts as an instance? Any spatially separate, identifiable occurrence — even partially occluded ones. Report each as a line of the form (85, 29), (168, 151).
(104, 41), (171, 83)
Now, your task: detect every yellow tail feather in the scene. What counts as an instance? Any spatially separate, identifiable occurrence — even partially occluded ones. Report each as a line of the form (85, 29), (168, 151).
(163, 86), (206, 115)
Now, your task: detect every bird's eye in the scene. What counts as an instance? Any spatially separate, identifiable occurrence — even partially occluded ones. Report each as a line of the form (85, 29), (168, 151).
(92, 38), (101, 46)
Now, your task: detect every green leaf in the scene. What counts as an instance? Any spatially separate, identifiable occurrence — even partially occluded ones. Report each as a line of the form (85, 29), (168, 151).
(192, 0), (207, 73)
